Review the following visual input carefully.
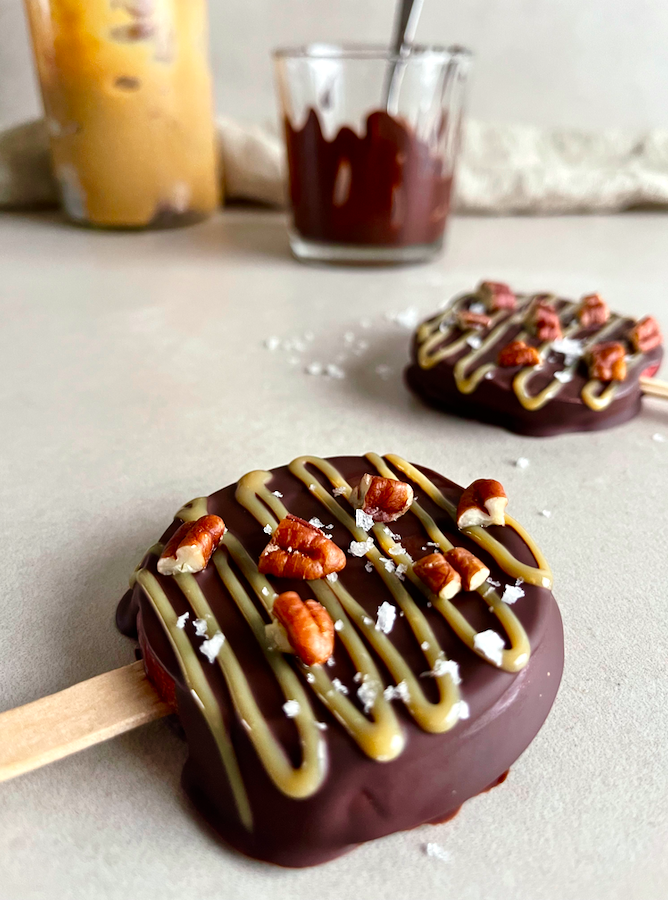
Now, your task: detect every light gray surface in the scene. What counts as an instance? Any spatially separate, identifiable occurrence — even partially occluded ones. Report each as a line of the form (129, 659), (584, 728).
(2, 0), (668, 132)
(0, 210), (667, 899)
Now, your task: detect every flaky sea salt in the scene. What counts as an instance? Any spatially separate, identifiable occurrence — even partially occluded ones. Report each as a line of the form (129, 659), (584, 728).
(515, 457), (530, 469)
(349, 538), (374, 556)
(326, 363), (345, 379)
(263, 524), (273, 534)
(365, 561), (374, 573)
(653, 433), (665, 443)
(387, 307), (420, 329)
(333, 486), (347, 496)
(200, 631), (225, 663)
(309, 517), (325, 529)
(357, 681), (377, 713)
(193, 618), (209, 637)
(283, 700), (300, 718)
(425, 842), (451, 863)
(423, 657), (461, 684)
(326, 572), (338, 583)
(355, 509), (375, 532)
(474, 630), (505, 665)
(332, 678), (349, 695)
(334, 620), (344, 632)
(272, 490), (283, 498)
(176, 612), (189, 629)
(384, 680), (410, 703)
(502, 583), (525, 605)
(466, 334), (483, 350)
(375, 601), (397, 634)
(454, 700), (470, 721)
(554, 369), (573, 384)
(551, 337), (584, 364)
(264, 336), (280, 351)
(541, 509), (552, 518)
(395, 563), (407, 580)
(305, 362), (323, 376)
(469, 301), (486, 315)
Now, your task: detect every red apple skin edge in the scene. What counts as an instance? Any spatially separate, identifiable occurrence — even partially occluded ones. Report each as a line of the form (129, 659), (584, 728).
(137, 611), (178, 712)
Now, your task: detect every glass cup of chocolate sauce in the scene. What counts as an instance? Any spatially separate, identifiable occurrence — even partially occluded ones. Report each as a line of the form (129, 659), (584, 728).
(274, 43), (470, 264)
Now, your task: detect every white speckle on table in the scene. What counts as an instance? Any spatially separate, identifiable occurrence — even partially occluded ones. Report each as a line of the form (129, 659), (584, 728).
(200, 631), (225, 663)
(387, 307), (420, 329)
(375, 601), (396, 634)
(326, 363), (345, 379)
(541, 509), (552, 518)
(474, 630), (505, 665)
(264, 336), (280, 351)
(282, 700), (300, 718)
(652, 433), (665, 443)
(375, 364), (392, 380)
(424, 842), (451, 863)
(305, 361), (323, 376)
(515, 457), (530, 469)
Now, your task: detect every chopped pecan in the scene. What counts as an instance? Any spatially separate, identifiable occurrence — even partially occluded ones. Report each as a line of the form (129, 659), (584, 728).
(578, 293), (609, 327)
(498, 340), (541, 368)
(529, 299), (563, 342)
(629, 316), (662, 353)
(587, 342), (627, 382)
(458, 310), (492, 330)
(157, 515), (226, 576)
(444, 547), (490, 592)
(350, 474), (414, 523)
(272, 591), (335, 666)
(457, 480), (508, 529)
(259, 515), (346, 580)
(479, 281), (517, 311)
(413, 553), (461, 600)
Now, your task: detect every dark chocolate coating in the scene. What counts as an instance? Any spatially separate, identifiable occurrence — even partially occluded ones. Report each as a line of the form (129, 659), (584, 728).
(117, 457), (564, 866)
(406, 306), (663, 437)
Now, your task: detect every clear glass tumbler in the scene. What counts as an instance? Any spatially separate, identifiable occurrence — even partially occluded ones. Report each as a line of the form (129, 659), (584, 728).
(274, 43), (471, 264)
(23, 0), (220, 228)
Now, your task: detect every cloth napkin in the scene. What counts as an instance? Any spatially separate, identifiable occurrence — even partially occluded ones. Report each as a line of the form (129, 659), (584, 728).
(1, 116), (668, 214)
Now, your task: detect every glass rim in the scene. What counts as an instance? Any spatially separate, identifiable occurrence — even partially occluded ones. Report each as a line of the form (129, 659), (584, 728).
(273, 42), (472, 63)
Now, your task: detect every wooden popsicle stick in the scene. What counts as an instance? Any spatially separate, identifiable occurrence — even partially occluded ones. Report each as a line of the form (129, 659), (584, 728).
(0, 661), (170, 784)
(640, 376), (668, 400)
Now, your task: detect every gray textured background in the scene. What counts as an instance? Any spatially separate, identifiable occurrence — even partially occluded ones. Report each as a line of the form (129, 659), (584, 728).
(2, 0), (668, 130)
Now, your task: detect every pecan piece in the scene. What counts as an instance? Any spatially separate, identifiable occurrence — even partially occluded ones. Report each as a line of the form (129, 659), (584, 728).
(350, 474), (414, 523)
(444, 547), (490, 592)
(629, 316), (662, 353)
(259, 515), (346, 580)
(479, 281), (517, 311)
(272, 591), (335, 666)
(578, 293), (609, 327)
(458, 310), (492, 330)
(413, 553), (461, 600)
(498, 340), (541, 368)
(157, 515), (226, 576)
(456, 480), (508, 529)
(529, 300), (563, 342)
(587, 342), (627, 382)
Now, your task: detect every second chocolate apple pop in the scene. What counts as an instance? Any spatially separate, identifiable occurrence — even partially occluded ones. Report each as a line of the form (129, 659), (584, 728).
(405, 282), (664, 436)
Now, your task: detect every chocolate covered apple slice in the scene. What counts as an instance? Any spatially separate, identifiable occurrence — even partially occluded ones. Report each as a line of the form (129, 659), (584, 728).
(406, 282), (664, 436)
(115, 453), (563, 867)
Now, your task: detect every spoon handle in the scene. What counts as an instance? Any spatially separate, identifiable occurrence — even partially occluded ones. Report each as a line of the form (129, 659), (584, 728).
(385, 0), (425, 111)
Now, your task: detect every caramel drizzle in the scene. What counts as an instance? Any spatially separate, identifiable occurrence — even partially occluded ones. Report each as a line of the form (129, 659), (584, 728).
(133, 455), (552, 829)
(416, 291), (641, 412)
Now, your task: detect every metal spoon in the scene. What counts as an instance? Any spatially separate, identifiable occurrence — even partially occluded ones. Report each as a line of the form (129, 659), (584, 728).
(384, 0), (425, 112)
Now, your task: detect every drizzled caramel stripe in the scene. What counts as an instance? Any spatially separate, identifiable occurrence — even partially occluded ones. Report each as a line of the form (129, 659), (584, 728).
(134, 568), (253, 830)
(238, 469), (463, 734)
(384, 454), (553, 589)
(364, 454), (530, 672)
(166, 498), (329, 799)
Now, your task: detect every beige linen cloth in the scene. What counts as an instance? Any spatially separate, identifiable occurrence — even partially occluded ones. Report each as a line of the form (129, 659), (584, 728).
(1, 116), (668, 213)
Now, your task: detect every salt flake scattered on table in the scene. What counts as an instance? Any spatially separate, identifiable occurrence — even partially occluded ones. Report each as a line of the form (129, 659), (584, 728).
(375, 601), (396, 634)
(264, 336), (280, 351)
(356, 509), (374, 532)
(305, 362), (323, 376)
(473, 630), (505, 665)
(200, 631), (225, 663)
(541, 509), (552, 518)
(349, 538), (374, 556)
(326, 363), (345, 379)
(375, 364), (392, 380)
(387, 307), (420, 329)
(652, 433), (665, 443)
(283, 700), (300, 718)
(425, 842), (451, 863)
(515, 457), (530, 469)
(176, 612), (189, 629)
